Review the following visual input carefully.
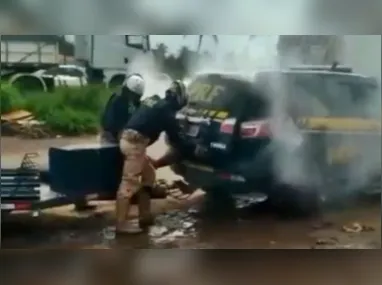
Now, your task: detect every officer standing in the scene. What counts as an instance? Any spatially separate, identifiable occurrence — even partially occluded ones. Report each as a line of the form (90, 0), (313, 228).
(100, 73), (145, 144)
(115, 80), (191, 234)
(74, 73), (145, 212)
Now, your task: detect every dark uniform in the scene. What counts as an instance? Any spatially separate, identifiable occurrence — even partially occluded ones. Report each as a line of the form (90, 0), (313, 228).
(124, 95), (187, 148)
(100, 89), (140, 144)
(75, 75), (143, 213)
(116, 86), (190, 233)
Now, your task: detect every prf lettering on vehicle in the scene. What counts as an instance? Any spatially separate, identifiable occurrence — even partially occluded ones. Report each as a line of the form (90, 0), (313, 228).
(186, 82), (229, 119)
(188, 82), (225, 103)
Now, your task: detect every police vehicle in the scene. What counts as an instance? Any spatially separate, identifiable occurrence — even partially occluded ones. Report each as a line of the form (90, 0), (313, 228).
(168, 64), (381, 216)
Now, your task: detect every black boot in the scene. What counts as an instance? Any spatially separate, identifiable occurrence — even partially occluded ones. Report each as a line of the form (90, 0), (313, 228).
(138, 186), (154, 230)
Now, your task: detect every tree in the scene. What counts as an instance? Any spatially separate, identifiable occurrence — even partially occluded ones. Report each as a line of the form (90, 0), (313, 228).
(152, 43), (195, 79)
(196, 35), (219, 53)
(183, 35), (219, 53)
(188, 35), (256, 53)
(153, 43), (168, 60)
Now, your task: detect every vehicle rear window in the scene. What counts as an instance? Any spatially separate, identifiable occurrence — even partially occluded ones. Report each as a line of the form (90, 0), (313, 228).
(288, 73), (379, 118)
(187, 75), (252, 111)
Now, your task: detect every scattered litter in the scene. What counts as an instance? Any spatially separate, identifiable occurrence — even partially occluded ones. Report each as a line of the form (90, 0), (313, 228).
(154, 210), (198, 232)
(315, 237), (338, 246)
(149, 225), (168, 238)
(341, 222), (375, 233)
(1, 110), (34, 121)
(362, 225), (376, 232)
(1, 109), (50, 138)
(149, 210), (198, 247)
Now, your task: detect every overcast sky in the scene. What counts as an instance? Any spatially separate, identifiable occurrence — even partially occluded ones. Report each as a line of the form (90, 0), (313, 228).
(65, 35), (278, 57)
(151, 35), (278, 55)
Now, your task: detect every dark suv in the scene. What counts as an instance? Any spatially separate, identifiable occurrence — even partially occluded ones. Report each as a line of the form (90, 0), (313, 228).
(167, 67), (381, 216)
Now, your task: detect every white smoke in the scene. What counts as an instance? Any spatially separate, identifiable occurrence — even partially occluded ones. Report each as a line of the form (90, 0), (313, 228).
(125, 53), (172, 100)
(104, 0), (381, 195)
(5, 0), (382, 34)
(180, 35), (380, 195)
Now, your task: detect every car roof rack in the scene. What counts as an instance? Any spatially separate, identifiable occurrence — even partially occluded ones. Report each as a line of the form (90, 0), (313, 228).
(288, 62), (353, 73)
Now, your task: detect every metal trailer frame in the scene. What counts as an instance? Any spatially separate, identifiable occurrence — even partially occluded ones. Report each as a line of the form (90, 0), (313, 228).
(1, 153), (117, 217)
(1, 152), (171, 217)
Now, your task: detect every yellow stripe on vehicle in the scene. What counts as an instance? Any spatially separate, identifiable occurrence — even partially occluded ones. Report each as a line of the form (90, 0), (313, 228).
(301, 117), (381, 132)
(215, 111), (229, 119)
(327, 146), (358, 164)
(208, 110), (217, 117)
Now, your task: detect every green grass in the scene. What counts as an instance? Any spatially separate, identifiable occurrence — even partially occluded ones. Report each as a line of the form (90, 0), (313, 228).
(1, 82), (111, 136)
(0, 82), (26, 114)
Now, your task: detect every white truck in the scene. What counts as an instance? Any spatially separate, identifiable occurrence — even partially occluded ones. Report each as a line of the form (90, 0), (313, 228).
(1, 35), (157, 91)
(73, 35), (156, 88)
(0, 36), (61, 69)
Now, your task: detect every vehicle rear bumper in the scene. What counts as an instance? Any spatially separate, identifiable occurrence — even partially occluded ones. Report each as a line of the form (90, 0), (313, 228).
(171, 160), (273, 195)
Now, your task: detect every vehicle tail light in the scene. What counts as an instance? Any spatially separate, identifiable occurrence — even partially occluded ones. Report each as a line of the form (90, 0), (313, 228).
(14, 202), (31, 211)
(218, 172), (246, 182)
(240, 120), (271, 138)
(220, 118), (237, 134)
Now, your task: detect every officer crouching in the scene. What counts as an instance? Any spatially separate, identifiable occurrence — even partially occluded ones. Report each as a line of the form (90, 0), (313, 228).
(115, 80), (193, 234)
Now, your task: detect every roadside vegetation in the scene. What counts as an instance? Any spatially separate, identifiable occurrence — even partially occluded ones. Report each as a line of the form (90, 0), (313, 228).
(1, 82), (110, 135)
(0, 43), (207, 136)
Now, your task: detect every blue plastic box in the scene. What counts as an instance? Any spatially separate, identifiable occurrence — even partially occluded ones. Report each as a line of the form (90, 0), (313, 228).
(48, 143), (123, 197)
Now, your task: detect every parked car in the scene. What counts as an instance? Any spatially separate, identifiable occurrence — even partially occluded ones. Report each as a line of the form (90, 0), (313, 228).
(166, 65), (381, 217)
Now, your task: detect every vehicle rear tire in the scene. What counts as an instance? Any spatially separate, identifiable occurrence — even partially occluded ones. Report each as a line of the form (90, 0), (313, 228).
(269, 184), (321, 219)
(1, 210), (11, 220)
(199, 187), (237, 220)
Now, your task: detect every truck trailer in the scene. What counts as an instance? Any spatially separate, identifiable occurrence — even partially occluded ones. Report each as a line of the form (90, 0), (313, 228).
(0, 35), (153, 91)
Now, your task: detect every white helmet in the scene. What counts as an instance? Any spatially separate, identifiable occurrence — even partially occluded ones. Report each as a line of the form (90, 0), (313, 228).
(123, 73), (145, 96)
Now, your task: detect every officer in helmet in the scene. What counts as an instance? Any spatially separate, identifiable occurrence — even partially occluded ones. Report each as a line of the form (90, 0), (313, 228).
(115, 80), (193, 234)
(100, 73), (145, 144)
(74, 73), (145, 212)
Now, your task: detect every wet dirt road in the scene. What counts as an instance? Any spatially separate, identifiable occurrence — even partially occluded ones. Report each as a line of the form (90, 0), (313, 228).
(2, 199), (380, 249)
(1, 136), (380, 249)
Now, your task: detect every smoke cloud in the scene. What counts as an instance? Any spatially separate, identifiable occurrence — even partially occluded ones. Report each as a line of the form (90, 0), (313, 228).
(1, 0), (380, 197)
(1, 0), (381, 34)
(181, 35), (381, 197)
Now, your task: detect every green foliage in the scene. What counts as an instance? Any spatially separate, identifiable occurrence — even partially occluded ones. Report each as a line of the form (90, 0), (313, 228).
(1, 83), (111, 136)
(0, 82), (26, 113)
(1, 41), (206, 136)
(153, 43), (206, 79)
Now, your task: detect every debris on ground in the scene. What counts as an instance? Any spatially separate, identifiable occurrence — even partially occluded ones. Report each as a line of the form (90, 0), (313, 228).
(315, 237), (339, 246)
(150, 209), (198, 248)
(1, 110), (52, 138)
(342, 222), (375, 233)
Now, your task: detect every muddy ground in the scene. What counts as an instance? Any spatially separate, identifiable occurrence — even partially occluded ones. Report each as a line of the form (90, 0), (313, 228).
(1, 136), (380, 249)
